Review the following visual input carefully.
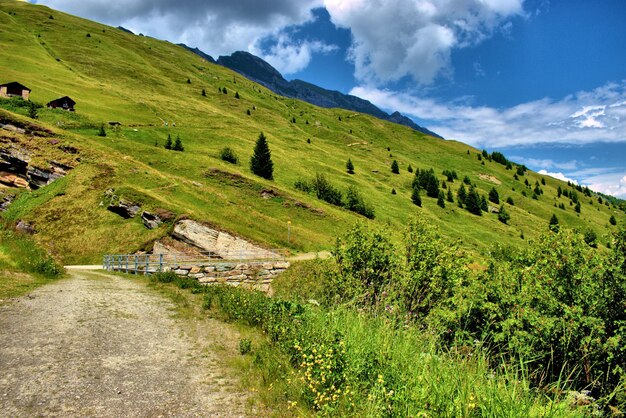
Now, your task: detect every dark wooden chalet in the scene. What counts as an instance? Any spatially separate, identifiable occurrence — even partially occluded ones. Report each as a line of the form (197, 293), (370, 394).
(0, 82), (31, 100)
(47, 96), (76, 111)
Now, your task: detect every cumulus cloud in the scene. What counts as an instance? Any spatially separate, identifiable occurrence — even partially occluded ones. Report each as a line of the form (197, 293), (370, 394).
(324, 0), (524, 85)
(538, 170), (579, 185)
(514, 158), (579, 171)
(32, 0), (323, 57)
(350, 81), (626, 148)
(250, 35), (337, 75)
(585, 174), (626, 198)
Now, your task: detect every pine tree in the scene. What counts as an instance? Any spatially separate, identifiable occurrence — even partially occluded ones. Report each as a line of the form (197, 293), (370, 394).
(549, 214), (560, 232)
(506, 196), (514, 205)
(346, 158), (355, 174)
(488, 187), (499, 204)
(480, 195), (488, 211)
(97, 124), (106, 137)
(235, 91), (240, 99)
(201, 89), (206, 96)
(164, 134), (172, 149)
(411, 186), (422, 207)
(457, 184), (467, 206)
(609, 214), (616, 225)
(391, 160), (399, 174)
(575, 201), (581, 213)
(557, 185), (562, 198)
(465, 186), (482, 216)
(407, 164), (413, 173)
(250, 132), (273, 180)
(437, 190), (445, 208)
(446, 188), (454, 203)
(173, 136), (184, 151)
(498, 205), (510, 224)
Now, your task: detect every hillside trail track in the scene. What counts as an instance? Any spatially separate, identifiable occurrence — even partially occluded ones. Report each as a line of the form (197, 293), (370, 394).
(0, 271), (253, 417)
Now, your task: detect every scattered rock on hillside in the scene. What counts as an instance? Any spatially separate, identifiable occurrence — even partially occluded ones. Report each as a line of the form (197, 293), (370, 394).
(107, 199), (141, 219)
(16, 220), (35, 235)
(0, 195), (14, 211)
(141, 211), (162, 229)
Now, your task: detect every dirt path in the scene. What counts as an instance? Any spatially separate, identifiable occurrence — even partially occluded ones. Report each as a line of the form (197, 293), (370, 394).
(0, 271), (252, 417)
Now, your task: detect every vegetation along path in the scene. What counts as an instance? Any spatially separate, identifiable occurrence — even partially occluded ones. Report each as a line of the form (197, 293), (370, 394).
(0, 271), (251, 417)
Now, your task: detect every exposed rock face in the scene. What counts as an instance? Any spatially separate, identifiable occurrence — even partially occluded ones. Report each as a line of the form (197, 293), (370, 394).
(16, 220), (35, 235)
(107, 199), (141, 219)
(171, 219), (279, 260)
(214, 51), (443, 138)
(141, 211), (162, 229)
(0, 195), (14, 211)
(0, 149), (70, 189)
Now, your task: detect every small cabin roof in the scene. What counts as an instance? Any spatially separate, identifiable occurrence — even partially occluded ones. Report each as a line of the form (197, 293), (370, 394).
(0, 81), (31, 92)
(47, 96), (76, 106)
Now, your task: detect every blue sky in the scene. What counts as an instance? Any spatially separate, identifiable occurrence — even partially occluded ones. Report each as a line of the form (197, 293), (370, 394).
(32, 0), (626, 197)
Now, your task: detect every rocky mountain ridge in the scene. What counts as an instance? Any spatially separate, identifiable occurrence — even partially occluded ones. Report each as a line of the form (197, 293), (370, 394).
(178, 47), (442, 138)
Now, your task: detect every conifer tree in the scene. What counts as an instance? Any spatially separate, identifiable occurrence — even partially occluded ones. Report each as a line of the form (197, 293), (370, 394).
(481, 195), (488, 212)
(97, 124), (106, 137)
(609, 214), (617, 225)
(407, 164), (413, 173)
(173, 136), (184, 151)
(437, 190), (445, 208)
(549, 214), (560, 232)
(457, 184), (467, 207)
(201, 89), (206, 96)
(575, 201), (581, 213)
(411, 187), (422, 207)
(446, 188), (454, 203)
(250, 132), (273, 180)
(391, 160), (400, 174)
(164, 134), (172, 149)
(488, 187), (500, 204)
(465, 186), (482, 215)
(346, 158), (355, 174)
(498, 205), (510, 224)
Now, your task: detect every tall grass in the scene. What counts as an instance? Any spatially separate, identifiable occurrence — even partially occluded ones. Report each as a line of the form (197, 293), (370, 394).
(0, 225), (62, 278)
(203, 284), (580, 417)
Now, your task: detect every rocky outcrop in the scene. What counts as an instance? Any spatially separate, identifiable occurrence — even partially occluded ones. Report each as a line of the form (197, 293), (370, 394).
(107, 199), (141, 219)
(15, 220), (35, 234)
(0, 148), (70, 190)
(213, 51), (443, 138)
(141, 211), (162, 229)
(0, 194), (14, 211)
(171, 219), (279, 260)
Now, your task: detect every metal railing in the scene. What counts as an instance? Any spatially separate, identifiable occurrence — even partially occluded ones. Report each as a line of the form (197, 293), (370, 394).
(103, 249), (288, 275)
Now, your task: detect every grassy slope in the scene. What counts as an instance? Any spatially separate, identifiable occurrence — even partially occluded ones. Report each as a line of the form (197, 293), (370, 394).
(0, 0), (622, 264)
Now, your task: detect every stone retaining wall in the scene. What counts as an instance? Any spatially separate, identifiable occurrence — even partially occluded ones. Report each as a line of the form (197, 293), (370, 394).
(168, 260), (290, 292)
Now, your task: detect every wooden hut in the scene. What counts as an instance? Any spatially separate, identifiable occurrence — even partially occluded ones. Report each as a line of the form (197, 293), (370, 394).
(0, 82), (31, 100)
(47, 96), (76, 111)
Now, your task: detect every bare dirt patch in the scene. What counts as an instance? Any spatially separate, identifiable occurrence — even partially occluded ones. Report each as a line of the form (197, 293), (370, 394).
(0, 271), (253, 417)
(478, 173), (501, 185)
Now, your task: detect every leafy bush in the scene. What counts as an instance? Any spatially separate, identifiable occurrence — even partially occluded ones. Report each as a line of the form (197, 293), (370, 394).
(345, 185), (375, 219)
(219, 146), (238, 164)
(312, 173), (342, 206)
(294, 178), (312, 193)
(239, 338), (252, 355)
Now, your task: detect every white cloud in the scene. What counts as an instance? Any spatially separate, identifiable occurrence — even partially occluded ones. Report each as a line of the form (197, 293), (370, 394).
(585, 174), (626, 198)
(513, 157), (579, 171)
(473, 62), (486, 77)
(32, 0), (323, 57)
(324, 0), (523, 85)
(350, 81), (626, 148)
(251, 35), (337, 75)
(538, 170), (579, 185)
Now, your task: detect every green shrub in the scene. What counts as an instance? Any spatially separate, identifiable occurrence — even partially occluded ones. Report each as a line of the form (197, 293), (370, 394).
(219, 146), (238, 164)
(239, 338), (252, 355)
(345, 185), (375, 219)
(312, 173), (342, 206)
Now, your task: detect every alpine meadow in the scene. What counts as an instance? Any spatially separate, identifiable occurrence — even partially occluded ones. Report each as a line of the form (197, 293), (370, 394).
(1, 0), (625, 416)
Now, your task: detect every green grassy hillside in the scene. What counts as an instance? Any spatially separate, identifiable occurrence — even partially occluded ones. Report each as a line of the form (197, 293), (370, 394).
(0, 0), (623, 264)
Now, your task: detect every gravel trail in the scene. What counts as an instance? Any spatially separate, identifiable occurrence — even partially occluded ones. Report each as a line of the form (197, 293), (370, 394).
(0, 271), (251, 417)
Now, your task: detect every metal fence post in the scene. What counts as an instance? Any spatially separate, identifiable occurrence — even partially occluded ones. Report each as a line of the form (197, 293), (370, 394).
(134, 255), (138, 275)
(159, 254), (163, 272)
(125, 255), (129, 273)
(145, 255), (149, 275)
